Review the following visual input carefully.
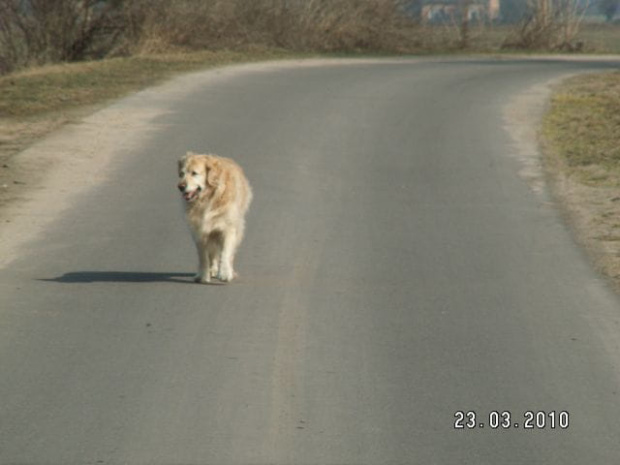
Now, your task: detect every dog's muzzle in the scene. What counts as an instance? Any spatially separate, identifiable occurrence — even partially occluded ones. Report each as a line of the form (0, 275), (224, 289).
(178, 182), (201, 202)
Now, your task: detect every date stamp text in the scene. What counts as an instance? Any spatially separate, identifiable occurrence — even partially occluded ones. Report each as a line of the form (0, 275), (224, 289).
(454, 411), (569, 430)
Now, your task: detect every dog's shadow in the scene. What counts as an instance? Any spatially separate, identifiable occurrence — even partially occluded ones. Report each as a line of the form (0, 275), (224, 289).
(39, 271), (217, 285)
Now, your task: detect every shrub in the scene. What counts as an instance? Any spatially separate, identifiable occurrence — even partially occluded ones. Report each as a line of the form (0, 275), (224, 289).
(123, 0), (421, 54)
(502, 0), (589, 51)
(0, 0), (422, 75)
(0, 0), (125, 74)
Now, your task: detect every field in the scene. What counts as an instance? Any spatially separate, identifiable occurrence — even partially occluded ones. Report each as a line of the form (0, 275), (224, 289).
(542, 71), (620, 288)
(433, 23), (620, 53)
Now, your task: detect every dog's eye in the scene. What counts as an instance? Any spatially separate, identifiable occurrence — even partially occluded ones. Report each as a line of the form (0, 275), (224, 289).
(191, 171), (199, 177)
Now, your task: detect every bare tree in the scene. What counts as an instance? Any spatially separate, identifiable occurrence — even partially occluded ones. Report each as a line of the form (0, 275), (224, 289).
(460, 0), (473, 48)
(0, 0), (124, 74)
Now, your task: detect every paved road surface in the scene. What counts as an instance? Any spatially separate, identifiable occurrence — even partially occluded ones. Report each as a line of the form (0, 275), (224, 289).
(2, 58), (620, 464)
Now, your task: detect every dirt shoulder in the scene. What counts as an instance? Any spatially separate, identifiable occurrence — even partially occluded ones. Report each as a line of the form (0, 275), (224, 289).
(540, 70), (620, 290)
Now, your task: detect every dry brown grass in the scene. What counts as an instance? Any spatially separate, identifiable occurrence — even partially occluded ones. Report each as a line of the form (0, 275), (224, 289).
(543, 72), (620, 182)
(542, 72), (620, 288)
(0, 49), (294, 118)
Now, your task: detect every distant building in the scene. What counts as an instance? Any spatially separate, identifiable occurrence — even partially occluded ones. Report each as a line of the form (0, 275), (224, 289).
(421, 0), (501, 23)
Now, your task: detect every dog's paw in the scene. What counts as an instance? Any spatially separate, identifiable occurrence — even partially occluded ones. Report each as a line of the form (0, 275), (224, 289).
(216, 266), (235, 283)
(194, 273), (211, 284)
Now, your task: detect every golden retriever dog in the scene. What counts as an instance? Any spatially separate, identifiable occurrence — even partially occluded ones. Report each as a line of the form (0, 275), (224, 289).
(177, 151), (252, 283)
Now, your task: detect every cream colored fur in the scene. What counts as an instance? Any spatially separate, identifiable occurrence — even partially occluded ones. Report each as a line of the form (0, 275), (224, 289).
(177, 151), (252, 283)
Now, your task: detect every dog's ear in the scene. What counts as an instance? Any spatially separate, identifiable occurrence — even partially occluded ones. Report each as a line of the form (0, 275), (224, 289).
(205, 156), (221, 188)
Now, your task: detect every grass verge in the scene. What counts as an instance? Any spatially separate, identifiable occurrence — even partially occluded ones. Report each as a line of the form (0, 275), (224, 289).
(0, 49), (300, 119)
(541, 71), (620, 288)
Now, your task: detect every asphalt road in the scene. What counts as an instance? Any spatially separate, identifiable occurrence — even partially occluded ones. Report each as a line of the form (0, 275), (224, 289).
(2, 58), (620, 464)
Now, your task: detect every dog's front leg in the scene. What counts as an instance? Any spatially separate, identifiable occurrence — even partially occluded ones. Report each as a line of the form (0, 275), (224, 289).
(207, 239), (221, 279)
(217, 229), (237, 282)
(194, 239), (211, 284)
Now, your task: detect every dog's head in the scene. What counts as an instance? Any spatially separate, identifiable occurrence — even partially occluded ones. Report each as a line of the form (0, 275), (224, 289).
(177, 152), (221, 203)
